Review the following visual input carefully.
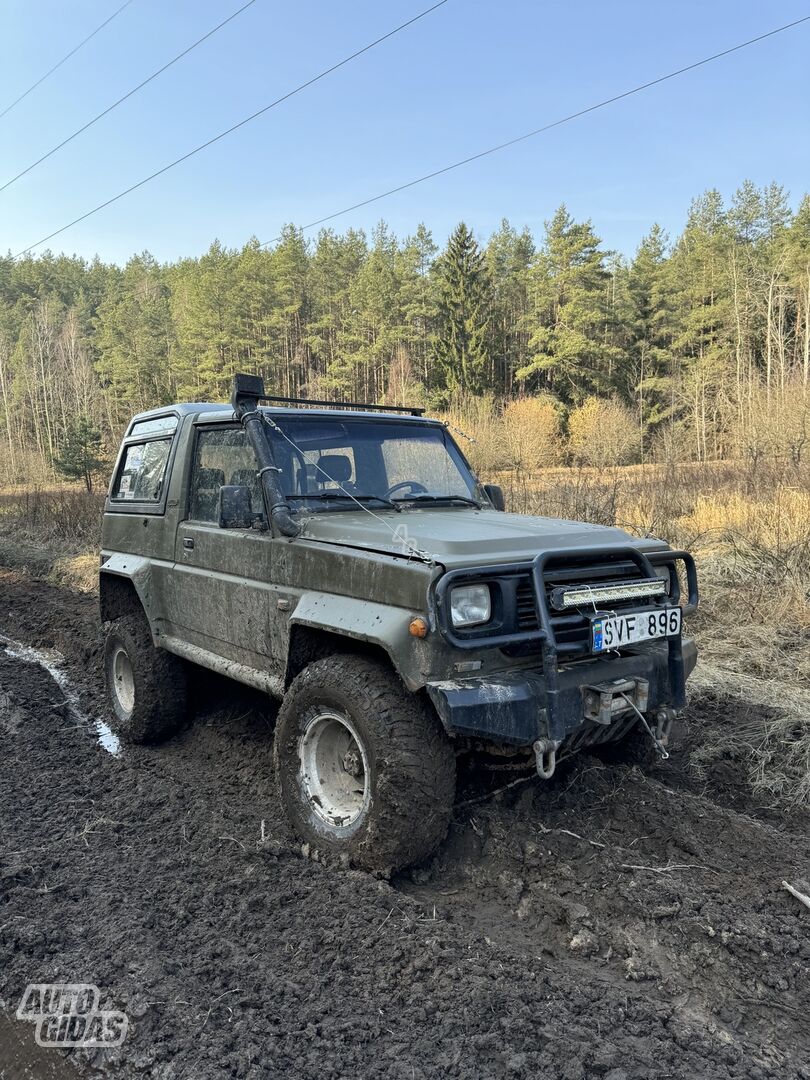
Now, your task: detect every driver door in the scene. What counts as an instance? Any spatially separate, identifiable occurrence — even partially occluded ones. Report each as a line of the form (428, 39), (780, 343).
(166, 423), (286, 684)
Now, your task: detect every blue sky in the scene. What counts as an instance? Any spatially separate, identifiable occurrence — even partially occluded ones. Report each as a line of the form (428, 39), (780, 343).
(2, 0), (809, 264)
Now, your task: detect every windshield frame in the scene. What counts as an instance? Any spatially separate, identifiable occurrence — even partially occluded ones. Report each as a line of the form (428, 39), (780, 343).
(264, 413), (487, 514)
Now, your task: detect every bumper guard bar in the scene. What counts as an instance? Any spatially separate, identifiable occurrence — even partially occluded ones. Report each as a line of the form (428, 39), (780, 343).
(434, 545), (699, 743)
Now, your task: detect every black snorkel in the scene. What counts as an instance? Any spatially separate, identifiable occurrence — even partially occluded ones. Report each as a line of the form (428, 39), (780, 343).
(231, 373), (300, 538)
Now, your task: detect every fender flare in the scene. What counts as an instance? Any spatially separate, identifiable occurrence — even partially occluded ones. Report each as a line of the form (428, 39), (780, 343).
(290, 592), (425, 690)
(99, 553), (159, 635)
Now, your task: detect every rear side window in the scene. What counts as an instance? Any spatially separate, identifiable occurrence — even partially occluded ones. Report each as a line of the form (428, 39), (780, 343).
(130, 415), (178, 438)
(190, 427), (260, 522)
(112, 440), (171, 502)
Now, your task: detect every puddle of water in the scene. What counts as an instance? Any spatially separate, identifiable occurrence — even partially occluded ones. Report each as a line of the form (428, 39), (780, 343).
(1, 638), (121, 756)
(95, 723), (120, 755)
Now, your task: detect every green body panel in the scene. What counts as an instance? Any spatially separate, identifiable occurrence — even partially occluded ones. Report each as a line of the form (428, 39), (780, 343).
(296, 507), (666, 569)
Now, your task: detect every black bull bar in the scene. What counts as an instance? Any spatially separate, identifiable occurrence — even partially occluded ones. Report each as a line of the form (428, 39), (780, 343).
(432, 545), (699, 746)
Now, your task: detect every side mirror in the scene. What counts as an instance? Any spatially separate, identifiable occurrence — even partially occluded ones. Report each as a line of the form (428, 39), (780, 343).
(483, 483), (505, 511)
(218, 485), (253, 528)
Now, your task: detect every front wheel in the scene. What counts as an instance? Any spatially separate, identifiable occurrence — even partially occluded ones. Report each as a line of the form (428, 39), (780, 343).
(274, 655), (456, 872)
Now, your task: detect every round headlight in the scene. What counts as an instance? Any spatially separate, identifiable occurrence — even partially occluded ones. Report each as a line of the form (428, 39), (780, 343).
(450, 583), (491, 628)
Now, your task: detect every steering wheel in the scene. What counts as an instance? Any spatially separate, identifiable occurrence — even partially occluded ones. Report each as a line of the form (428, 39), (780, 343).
(385, 480), (428, 499)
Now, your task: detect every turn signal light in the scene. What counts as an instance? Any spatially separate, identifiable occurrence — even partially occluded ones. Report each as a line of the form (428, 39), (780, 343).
(409, 617), (429, 638)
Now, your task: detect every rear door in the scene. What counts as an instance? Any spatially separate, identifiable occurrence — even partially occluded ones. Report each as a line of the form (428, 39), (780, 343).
(167, 423), (285, 683)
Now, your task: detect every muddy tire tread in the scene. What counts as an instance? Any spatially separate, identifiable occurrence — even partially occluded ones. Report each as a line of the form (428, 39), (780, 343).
(104, 611), (187, 744)
(274, 654), (455, 872)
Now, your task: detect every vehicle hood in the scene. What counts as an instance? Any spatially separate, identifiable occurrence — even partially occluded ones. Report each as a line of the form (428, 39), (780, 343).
(297, 507), (665, 569)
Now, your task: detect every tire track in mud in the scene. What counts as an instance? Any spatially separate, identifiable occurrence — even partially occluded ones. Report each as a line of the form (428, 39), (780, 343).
(394, 758), (810, 1062)
(0, 635), (120, 755)
(0, 567), (808, 1079)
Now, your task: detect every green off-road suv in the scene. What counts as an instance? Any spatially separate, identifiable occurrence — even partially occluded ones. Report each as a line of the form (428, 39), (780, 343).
(100, 374), (698, 871)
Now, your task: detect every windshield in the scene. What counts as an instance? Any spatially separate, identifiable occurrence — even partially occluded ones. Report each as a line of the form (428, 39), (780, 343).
(266, 415), (482, 511)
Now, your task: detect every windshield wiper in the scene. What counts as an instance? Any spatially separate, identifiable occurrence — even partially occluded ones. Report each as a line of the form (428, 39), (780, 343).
(393, 493), (480, 508)
(287, 492), (401, 511)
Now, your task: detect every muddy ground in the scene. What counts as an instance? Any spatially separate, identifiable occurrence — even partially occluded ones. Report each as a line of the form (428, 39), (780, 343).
(0, 566), (808, 1079)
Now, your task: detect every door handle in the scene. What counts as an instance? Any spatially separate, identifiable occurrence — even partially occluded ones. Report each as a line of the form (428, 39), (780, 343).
(183, 537), (195, 550)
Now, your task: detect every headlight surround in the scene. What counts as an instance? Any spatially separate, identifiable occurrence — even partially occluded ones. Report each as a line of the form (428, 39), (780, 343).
(450, 583), (491, 628)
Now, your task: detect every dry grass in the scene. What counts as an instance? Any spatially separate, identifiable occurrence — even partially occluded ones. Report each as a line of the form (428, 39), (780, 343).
(0, 486), (104, 592)
(47, 552), (101, 593)
(689, 665), (810, 807)
(0, 486), (105, 546)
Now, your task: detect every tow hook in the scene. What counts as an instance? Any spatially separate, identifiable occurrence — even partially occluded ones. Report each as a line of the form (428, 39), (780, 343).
(533, 738), (560, 780)
(619, 694), (674, 760)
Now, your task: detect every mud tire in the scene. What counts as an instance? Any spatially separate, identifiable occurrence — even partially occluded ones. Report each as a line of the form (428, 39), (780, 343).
(274, 655), (456, 873)
(103, 611), (187, 744)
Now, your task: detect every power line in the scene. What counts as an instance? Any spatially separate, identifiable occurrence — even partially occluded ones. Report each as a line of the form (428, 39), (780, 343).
(258, 13), (810, 246)
(0, 0), (136, 122)
(1, 0), (260, 193)
(11, 0), (450, 260)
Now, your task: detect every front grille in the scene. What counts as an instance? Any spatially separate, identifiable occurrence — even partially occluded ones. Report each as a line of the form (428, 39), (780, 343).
(509, 558), (661, 656)
(515, 579), (538, 630)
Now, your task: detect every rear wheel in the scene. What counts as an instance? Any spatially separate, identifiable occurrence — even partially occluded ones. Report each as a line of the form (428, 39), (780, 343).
(104, 610), (187, 744)
(274, 655), (456, 872)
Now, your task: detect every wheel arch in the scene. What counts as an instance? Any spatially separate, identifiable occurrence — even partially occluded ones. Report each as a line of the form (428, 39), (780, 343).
(285, 624), (395, 689)
(287, 593), (428, 692)
(99, 555), (153, 629)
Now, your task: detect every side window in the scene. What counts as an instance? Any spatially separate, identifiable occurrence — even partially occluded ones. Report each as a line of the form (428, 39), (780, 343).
(190, 427), (260, 522)
(130, 415), (177, 438)
(112, 439), (171, 502)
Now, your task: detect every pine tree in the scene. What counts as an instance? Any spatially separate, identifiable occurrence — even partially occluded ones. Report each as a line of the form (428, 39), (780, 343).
(53, 415), (104, 492)
(669, 191), (733, 460)
(309, 227), (368, 391)
(627, 224), (674, 451)
(334, 221), (402, 401)
(95, 253), (175, 421)
(267, 226), (310, 396)
(486, 219), (534, 395)
(398, 224), (438, 386)
(517, 205), (612, 403)
(169, 240), (241, 402)
(433, 222), (491, 397)
(2, 182), (810, 483)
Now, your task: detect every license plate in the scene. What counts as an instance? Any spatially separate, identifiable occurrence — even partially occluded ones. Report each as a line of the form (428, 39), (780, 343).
(590, 607), (681, 653)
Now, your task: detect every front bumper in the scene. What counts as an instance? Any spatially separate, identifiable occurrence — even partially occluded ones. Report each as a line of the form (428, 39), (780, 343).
(427, 637), (697, 747)
(431, 543), (699, 751)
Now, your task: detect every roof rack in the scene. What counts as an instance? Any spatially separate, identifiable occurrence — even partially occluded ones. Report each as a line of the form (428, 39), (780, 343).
(261, 393), (424, 416)
(230, 374), (424, 416)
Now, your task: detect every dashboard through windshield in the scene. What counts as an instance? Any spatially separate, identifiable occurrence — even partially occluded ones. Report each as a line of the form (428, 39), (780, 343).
(266, 415), (482, 512)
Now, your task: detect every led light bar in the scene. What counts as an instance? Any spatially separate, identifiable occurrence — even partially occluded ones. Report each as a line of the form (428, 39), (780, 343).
(550, 577), (669, 611)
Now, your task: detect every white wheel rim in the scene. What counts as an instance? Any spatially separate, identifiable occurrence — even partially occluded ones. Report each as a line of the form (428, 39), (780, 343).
(111, 645), (135, 715)
(299, 709), (370, 828)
